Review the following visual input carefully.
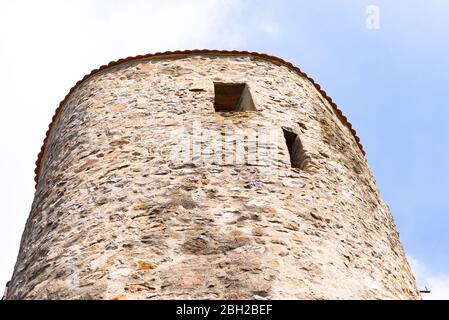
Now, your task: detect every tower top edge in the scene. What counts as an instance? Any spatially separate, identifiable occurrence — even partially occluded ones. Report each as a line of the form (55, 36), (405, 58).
(34, 49), (365, 187)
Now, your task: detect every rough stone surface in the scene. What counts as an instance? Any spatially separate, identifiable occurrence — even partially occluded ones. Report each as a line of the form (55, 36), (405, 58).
(7, 53), (420, 299)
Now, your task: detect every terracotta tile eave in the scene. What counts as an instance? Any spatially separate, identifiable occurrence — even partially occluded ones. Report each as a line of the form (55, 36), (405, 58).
(34, 49), (365, 187)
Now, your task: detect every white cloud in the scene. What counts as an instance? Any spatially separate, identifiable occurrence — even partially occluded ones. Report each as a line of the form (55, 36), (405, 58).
(0, 0), (256, 294)
(257, 22), (281, 38)
(408, 256), (449, 300)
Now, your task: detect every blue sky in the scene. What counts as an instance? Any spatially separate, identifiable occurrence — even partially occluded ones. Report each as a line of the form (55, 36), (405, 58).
(0, 0), (447, 298)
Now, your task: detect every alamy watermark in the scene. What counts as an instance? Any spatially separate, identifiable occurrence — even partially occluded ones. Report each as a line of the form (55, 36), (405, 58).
(168, 120), (291, 175)
(366, 5), (381, 30)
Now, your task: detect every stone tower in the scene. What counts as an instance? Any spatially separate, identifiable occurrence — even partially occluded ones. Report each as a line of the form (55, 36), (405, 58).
(6, 50), (420, 300)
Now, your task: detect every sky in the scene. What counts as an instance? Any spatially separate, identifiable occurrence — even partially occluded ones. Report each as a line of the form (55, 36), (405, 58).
(0, 0), (448, 299)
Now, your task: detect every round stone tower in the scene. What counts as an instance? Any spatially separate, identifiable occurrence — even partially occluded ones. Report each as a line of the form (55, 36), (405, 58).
(6, 50), (420, 300)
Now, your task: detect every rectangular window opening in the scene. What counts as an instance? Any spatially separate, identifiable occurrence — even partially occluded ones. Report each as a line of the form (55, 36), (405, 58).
(214, 83), (256, 112)
(282, 128), (305, 168)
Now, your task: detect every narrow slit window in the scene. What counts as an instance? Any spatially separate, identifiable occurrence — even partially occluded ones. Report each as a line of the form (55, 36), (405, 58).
(214, 83), (256, 112)
(282, 128), (304, 168)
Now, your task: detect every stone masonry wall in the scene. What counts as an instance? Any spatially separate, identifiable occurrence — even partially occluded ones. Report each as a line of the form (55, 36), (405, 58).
(7, 53), (420, 299)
